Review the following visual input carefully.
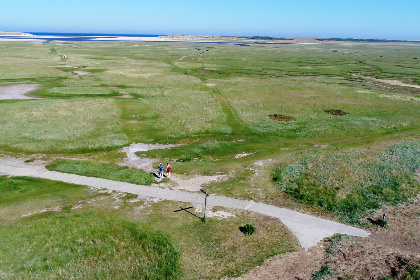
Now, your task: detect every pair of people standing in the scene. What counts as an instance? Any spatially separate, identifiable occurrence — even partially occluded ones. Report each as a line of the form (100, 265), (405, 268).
(158, 163), (171, 179)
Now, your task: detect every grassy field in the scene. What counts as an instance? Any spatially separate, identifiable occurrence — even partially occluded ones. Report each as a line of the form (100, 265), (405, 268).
(1, 39), (420, 279)
(0, 98), (128, 153)
(0, 176), (296, 279)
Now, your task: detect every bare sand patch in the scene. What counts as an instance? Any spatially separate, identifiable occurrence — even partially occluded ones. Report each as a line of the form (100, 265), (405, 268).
(165, 173), (230, 192)
(354, 74), (420, 89)
(234, 152), (254, 159)
(120, 142), (231, 192)
(378, 78), (420, 88)
(73, 70), (91, 75)
(115, 93), (134, 98)
(114, 91), (134, 98)
(0, 84), (42, 100)
(193, 203), (236, 219)
(120, 142), (181, 173)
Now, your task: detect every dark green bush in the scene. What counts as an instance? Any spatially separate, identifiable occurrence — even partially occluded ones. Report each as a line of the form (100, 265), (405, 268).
(375, 216), (388, 228)
(240, 224), (256, 235)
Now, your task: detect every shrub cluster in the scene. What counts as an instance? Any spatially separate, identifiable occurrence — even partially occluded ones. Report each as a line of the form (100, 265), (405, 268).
(272, 141), (420, 225)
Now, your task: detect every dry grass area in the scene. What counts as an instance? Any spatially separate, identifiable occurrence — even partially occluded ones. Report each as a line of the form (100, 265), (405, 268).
(233, 196), (420, 280)
(320, 196), (420, 280)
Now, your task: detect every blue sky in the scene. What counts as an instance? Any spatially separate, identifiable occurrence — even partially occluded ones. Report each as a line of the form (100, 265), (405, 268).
(1, 0), (419, 40)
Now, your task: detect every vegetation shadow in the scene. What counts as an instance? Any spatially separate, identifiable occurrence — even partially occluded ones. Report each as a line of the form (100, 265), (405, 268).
(174, 206), (203, 221)
(367, 217), (388, 228)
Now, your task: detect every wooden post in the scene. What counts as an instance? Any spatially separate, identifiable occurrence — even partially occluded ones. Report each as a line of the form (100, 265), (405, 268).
(201, 189), (209, 222)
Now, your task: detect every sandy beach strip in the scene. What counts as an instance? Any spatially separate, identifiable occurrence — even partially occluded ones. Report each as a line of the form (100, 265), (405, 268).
(0, 34), (239, 43)
(89, 36), (179, 41)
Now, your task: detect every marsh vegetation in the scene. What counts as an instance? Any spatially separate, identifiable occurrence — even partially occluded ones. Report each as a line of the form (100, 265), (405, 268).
(0, 39), (419, 279)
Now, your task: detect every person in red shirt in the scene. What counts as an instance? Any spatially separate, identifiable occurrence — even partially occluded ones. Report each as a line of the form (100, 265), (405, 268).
(166, 163), (171, 178)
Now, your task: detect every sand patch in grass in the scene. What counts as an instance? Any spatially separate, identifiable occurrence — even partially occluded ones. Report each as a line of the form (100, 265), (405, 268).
(0, 83), (41, 100)
(354, 74), (420, 89)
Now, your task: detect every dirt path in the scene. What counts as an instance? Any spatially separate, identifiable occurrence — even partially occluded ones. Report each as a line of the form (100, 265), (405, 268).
(0, 157), (369, 251)
(120, 142), (231, 192)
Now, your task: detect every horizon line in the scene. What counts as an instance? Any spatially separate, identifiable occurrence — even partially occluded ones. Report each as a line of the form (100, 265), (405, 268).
(1, 31), (419, 42)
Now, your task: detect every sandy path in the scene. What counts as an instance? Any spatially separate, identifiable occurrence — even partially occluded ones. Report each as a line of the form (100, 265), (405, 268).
(0, 84), (41, 100)
(0, 157), (369, 251)
(120, 142), (230, 192)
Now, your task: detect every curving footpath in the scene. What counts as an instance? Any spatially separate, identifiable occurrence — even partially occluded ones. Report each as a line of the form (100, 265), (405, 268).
(0, 159), (369, 250)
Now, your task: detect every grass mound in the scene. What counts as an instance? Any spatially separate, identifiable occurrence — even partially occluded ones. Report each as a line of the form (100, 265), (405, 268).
(272, 141), (420, 225)
(46, 159), (155, 185)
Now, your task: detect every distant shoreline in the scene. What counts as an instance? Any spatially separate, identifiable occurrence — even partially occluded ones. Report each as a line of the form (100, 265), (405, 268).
(0, 32), (419, 44)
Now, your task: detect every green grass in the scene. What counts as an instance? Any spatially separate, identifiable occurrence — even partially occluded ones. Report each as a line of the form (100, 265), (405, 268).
(272, 141), (420, 225)
(132, 201), (297, 279)
(48, 86), (114, 96)
(0, 176), (90, 221)
(0, 212), (181, 280)
(0, 98), (129, 153)
(1, 40), (420, 279)
(217, 76), (420, 138)
(0, 175), (297, 280)
(46, 159), (155, 185)
(138, 89), (230, 138)
(2, 41), (419, 152)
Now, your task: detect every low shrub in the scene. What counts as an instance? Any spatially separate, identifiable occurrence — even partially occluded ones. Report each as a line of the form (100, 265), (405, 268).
(375, 216), (388, 228)
(311, 264), (332, 280)
(404, 266), (420, 280)
(240, 224), (256, 235)
(272, 141), (420, 225)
